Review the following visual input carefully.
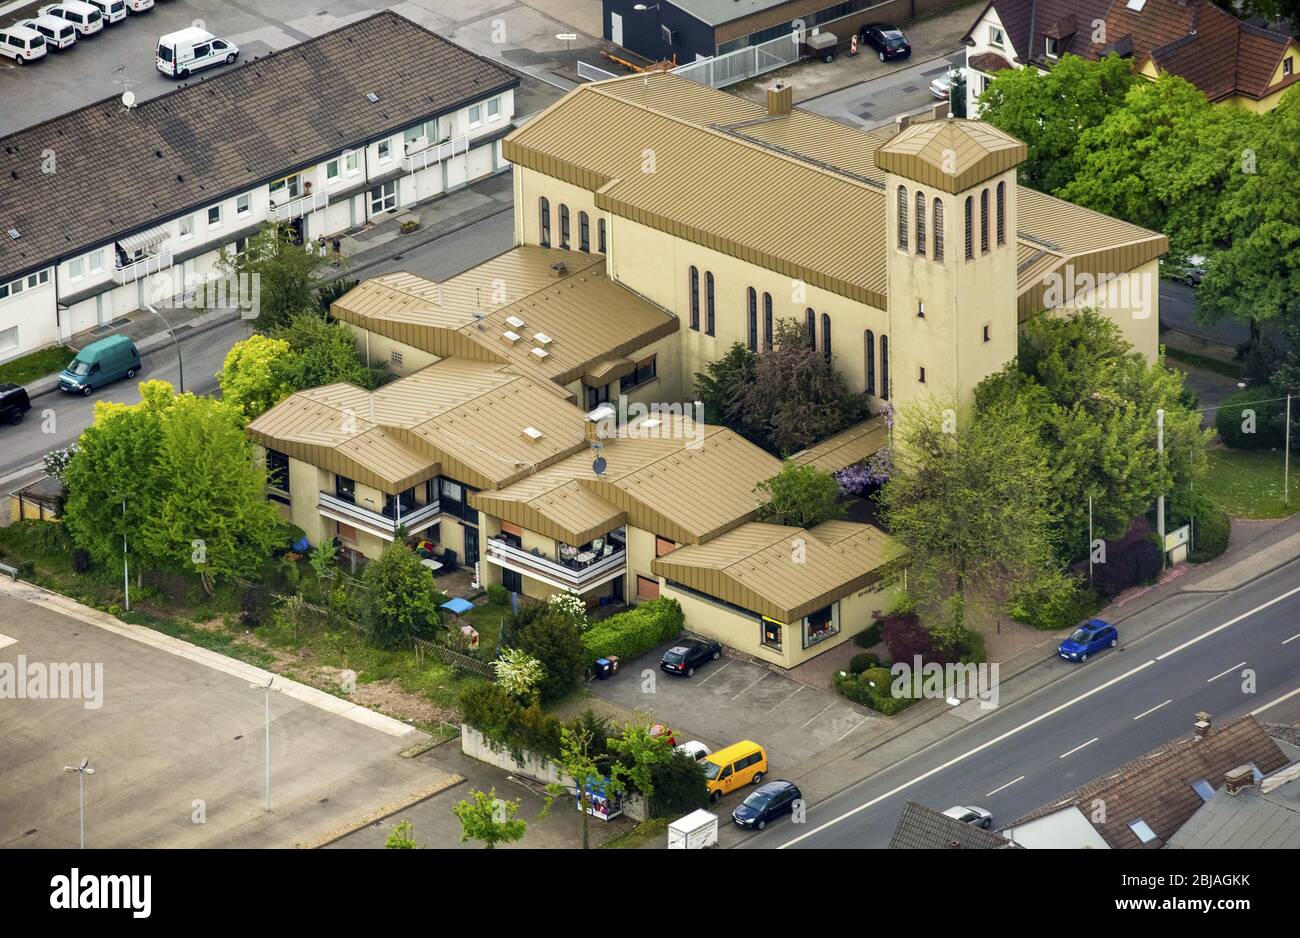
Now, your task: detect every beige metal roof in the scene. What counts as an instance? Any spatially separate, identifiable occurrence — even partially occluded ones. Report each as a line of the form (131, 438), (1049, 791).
(505, 73), (1168, 310)
(474, 479), (626, 546)
(652, 520), (896, 623)
(791, 415), (889, 473)
(875, 119), (1027, 194)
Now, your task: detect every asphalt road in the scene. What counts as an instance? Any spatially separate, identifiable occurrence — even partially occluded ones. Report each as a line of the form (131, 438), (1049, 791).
(799, 50), (965, 129)
(731, 558), (1300, 848)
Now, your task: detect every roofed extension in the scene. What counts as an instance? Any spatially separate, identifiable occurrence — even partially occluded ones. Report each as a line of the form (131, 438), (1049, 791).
(0, 11), (519, 281)
(889, 801), (1020, 849)
(1167, 760), (1300, 849)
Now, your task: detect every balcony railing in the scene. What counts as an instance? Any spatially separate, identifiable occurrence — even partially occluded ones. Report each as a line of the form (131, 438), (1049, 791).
(402, 135), (469, 173)
(486, 536), (627, 593)
(317, 490), (440, 540)
(270, 189), (328, 223)
(113, 250), (174, 285)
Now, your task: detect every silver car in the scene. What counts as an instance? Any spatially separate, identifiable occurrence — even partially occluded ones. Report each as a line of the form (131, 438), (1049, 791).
(943, 805), (994, 829)
(930, 67), (965, 100)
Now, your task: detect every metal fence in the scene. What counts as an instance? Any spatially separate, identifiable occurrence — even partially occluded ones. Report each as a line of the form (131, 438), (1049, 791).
(577, 61), (618, 82)
(672, 32), (801, 89)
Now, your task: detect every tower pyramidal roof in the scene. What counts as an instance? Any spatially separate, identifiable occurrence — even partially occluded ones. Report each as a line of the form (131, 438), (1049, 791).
(875, 119), (1027, 194)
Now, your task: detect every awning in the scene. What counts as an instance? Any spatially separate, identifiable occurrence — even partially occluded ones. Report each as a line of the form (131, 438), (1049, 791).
(584, 356), (635, 386)
(117, 225), (169, 255)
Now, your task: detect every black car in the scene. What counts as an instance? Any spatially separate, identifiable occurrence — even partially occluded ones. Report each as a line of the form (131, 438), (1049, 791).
(0, 382), (31, 425)
(659, 637), (722, 677)
(861, 23), (911, 62)
(733, 780), (801, 830)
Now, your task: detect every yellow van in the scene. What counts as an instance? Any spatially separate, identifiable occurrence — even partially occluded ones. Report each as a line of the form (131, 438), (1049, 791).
(703, 741), (767, 802)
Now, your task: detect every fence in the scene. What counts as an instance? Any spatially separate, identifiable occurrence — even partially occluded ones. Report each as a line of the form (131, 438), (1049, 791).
(413, 637), (496, 679)
(672, 32), (800, 89)
(577, 61), (617, 82)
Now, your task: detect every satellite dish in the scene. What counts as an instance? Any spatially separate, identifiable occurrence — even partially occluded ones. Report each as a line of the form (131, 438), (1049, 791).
(121, 90), (136, 109)
(592, 456), (607, 477)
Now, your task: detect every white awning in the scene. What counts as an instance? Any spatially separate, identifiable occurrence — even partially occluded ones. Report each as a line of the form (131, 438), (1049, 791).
(117, 225), (169, 255)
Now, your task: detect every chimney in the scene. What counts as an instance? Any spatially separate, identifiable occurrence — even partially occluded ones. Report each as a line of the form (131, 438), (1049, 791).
(767, 82), (792, 117)
(1225, 765), (1254, 796)
(1194, 711), (1211, 739)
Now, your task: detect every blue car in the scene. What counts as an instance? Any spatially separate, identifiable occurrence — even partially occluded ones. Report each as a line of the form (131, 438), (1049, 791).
(732, 780), (801, 831)
(1058, 619), (1119, 663)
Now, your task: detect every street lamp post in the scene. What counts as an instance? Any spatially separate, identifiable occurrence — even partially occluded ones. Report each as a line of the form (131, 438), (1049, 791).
(63, 758), (95, 849)
(121, 497), (130, 613)
(249, 677), (274, 812)
(1156, 408), (1166, 569)
(144, 303), (184, 393)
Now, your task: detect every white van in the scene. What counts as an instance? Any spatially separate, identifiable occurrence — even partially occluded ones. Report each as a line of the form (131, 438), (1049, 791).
(125, 0), (153, 13)
(16, 15), (78, 51)
(37, 2), (104, 37)
(155, 27), (239, 79)
(85, 0), (127, 24)
(0, 25), (48, 65)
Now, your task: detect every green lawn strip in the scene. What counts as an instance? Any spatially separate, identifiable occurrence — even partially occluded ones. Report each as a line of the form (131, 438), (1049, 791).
(1202, 447), (1297, 519)
(1163, 346), (1242, 380)
(0, 345), (75, 387)
(599, 817), (670, 849)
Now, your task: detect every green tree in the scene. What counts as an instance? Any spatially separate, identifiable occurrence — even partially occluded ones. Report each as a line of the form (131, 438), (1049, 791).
(273, 311), (385, 389)
(978, 53), (1137, 193)
(218, 334), (295, 420)
(546, 720), (603, 849)
(753, 460), (846, 528)
(354, 544), (440, 648)
(452, 788), (527, 849)
(514, 610), (587, 703)
(880, 396), (1055, 638)
(694, 342), (757, 434)
(491, 648), (545, 703)
(215, 223), (327, 331)
(606, 718), (675, 805)
(384, 820), (419, 849)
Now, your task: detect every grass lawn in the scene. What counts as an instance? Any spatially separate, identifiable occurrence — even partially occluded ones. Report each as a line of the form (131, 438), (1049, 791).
(600, 817), (669, 849)
(1203, 446), (1299, 519)
(0, 345), (74, 387)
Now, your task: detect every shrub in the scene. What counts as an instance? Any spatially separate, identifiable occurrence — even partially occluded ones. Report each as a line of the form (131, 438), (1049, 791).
(1188, 499), (1230, 563)
(582, 597), (685, 662)
(879, 611), (959, 666)
(849, 652), (880, 674)
(515, 612), (587, 703)
(238, 586), (266, 628)
(460, 683), (563, 764)
(853, 620), (883, 648)
(486, 583), (509, 605)
(1008, 570), (1100, 631)
(833, 667), (914, 715)
(1215, 387), (1285, 450)
(647, 752), (708, 818)
(71, 549), (92, 574)
(1093, 537), (1162, 599)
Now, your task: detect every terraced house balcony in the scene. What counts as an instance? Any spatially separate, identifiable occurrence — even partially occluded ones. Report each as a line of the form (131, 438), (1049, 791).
(317, 489), (440, 541)
(113, 250), (174, 285)
(486, 532), (627, 594)
(270, 189), (329, 223)
(402, 134), (469, 173)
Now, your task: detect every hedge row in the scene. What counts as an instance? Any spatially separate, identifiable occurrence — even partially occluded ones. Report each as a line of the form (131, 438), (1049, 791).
(582, 597), (685, 662)
(834, 667), (915, 716)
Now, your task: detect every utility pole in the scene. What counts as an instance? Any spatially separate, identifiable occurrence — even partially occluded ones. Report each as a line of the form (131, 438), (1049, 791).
(250, 677), (274, 812)
(1088, 495), (1094, 586)
(1156, 408), (1166, 569)
(63, 759), (95, 849)
(122, 498), (130, 612)
(1286, 394), (1291, 505)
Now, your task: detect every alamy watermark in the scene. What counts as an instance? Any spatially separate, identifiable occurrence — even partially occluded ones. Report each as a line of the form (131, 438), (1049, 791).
(590, 395), (706, 449)
(1041, 264), (1153, 320)
(0, 656), (103, 710)
(890, 656), (1000, 710)
(144, 271), (261, 320)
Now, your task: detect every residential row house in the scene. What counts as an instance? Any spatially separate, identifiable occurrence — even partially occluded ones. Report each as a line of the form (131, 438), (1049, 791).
(0, 11), (518, 362)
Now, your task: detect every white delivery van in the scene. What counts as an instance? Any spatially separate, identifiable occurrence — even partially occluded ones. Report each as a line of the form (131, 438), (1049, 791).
(156, 27), (239, 78)
(125, 0), (154, 13)
(17, 15), (78, 51)
(37, 2), (104, 36)
(85, 0), (126, 24)
(0, 25), (48, 65)
(667, 809), (719, 849)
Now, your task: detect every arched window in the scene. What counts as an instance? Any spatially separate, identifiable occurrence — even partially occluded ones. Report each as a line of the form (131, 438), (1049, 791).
(964, 197), (973, 260)
(705, 272), (715, 336)
(763, 292), (773, 351)
(806, 308), (816, 347)
(598, 218), (607, 253)
(821, 313), (831, 361)
(689, 266), (700, 331)
(865, 330), (876, 394)
(996, 181), (1006, 246)
(560, 204), (571, 249)
(747, 287), (758, 351)
(579, 211), (590, 252)
(880, 335), (890, 400)
(897, 185), (909, 250)
(980, 188), (989, 254)
(539, 197), (551, 247)
(933, 198), (944, 262)
(915, 190), (926, 257)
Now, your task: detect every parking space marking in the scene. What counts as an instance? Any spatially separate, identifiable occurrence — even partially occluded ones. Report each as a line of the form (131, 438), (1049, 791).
(799, 702), (835, 728)
(985, 776), (1024, 797)
(0, 633), (14, 650)
(1206, 661), (1246, 683)
(1133, 699), (1172, 720)
(730, 670), (769, 701)
(835, 716), (869, 742)
(765, 684), (805, 713)
(1058, 737), (1099, 759)
(696, 659), (733, 687)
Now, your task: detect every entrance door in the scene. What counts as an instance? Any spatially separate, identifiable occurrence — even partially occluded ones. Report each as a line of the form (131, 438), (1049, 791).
(610, 12), (622, 45)
(288, 217), (305, 245)
(502, 568), (522, 594)
(611, 574), (624, 602)
(463, 526), (479, 567)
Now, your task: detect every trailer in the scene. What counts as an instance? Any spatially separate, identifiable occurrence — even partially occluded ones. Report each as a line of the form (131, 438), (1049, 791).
(668, 809), (719, 849)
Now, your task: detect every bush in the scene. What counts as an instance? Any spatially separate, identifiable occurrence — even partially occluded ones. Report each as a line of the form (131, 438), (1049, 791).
(515, 612), (587, 703)
(849, 652), (880, 674)
(833, 667), (914, 715)
(1215, 387), (1286, 450)
(71, 549), (92, 574)
(238, 586), (266, 628)
(582, 597), (684, 663)
(1188, 499), (1230, 563)
(647, 751), (709, 818)
(459, 682), (563, 764)
(879, 611), (959, 666)
(486, 583), (509, 605)
(853, 621), (883, 648)
(1008, 570), (1100, 631)
(1093, 537), (1162, 599)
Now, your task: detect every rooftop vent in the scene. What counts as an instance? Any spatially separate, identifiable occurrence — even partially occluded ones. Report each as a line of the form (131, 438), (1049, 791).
(502, 330), (521, 344)
(642, 418), (663, 430)
(366, 92), (380, 103)
(522, 426), (543, 440)
(533, 332), (552, 346)
(550, 261), (568, 277)
(530, 347), (550, 360)
(505, 315), (526, 329)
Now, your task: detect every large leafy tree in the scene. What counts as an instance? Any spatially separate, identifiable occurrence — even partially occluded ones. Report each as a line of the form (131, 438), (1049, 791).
(453, 788), (527, 849)
(978, 53), (1137, 193)
(354, 543), (441, 648)
(753, 461), (846, 528)
(694, 342), (756, 433)
(880, 396), (1055, 639)
(514, 609), (586, 703)
(218, 334), (295, 420)
(274, 311), (385, 389)
(215, 223), (327, 331)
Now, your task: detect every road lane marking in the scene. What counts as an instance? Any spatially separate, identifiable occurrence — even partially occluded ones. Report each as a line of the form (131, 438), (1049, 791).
(730, 671), (769, 700)
(1251, 684), (1300, 716)
(1133, 699), (1172, 720)
(1207, 661), (1247, 683)
(1284, 632), (1300, 645)
(1157, 584), (1300, 660)
(1058, 737), (1099, 759)
(985, 776), (1024, 797)
(776, 657), (1156, 848)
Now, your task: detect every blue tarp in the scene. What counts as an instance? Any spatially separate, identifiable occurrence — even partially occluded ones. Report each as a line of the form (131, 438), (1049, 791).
(440, 597), (474, 616)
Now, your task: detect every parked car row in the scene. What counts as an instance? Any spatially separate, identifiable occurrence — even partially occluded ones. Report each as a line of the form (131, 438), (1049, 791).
(0, 1), (154, 67)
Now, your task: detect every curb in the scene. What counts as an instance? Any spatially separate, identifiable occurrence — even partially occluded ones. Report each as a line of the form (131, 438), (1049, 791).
(297, 772), (467, 849)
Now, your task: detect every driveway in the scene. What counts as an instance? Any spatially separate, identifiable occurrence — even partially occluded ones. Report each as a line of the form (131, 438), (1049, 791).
(586, 640), (881, 775)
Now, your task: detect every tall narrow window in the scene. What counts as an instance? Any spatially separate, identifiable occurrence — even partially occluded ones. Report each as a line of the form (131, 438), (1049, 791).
(964, 197), (973, 260)
(689, 266), (700, 331)
(865, 330), (876, 394)
(915, 190), (926, 257)
(933, 198), (944, 262)
(747, 287), (758, 351)
(579, 211), (590, 251)
(980, 188), (990, 254)
(897, 185), (909, 250)
(996, 181), (1006, 246)
(806, 308), (816, 347)
(560, 204), (571, 249)
(821, 313), (831, 361)
(539, 197), (551, 247)
(598, 218), (607, 253)
(705, 272), (715, 335)
(763, 292), (773, 351)
(880, 335), (890, 400)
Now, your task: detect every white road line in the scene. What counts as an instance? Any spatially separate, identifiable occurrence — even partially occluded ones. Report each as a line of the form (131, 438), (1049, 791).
(1251, 685), (1300, 716)
(985, 776), (1024, 797)
(1133, 699), (1172, 720)
(765, 684), (804, 713)
(695, 660), (732, 686)
(1283, 632), (1300, 645)
(800, 702), (836, 727)
(730, 671), (769, 701)
(1207, 661), (1247, 683)
(776, 657), (1156, 848)
(835, 717), (869, 743)
(1058, 737), (1099, 759)
(1157, 584), (1300, 660)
